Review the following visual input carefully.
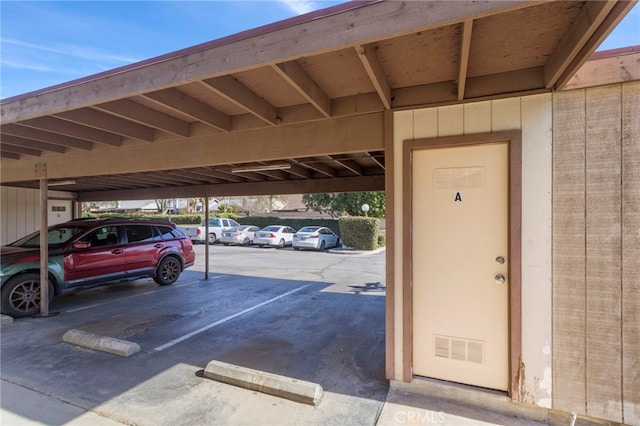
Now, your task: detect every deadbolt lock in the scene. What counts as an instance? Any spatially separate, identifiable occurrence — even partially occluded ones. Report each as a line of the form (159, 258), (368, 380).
(495, 274), (506, 284)
(495, 256), (505, 264)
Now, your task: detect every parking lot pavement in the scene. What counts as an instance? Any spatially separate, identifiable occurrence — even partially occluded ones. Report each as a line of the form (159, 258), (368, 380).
(1, 246), (387, 425)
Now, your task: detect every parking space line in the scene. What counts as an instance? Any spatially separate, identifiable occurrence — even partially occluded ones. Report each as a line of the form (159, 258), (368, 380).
(154, 284), (312, 352)
(64, 275), (226, 313)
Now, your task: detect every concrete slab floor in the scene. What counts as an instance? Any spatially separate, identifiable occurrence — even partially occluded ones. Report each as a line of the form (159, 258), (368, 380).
(377, 389), (547, 426)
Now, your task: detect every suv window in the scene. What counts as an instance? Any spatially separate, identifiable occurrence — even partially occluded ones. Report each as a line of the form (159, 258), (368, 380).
(126, 225), (158, 243)
(83, 226), (121, 247)
(158, 226), (181, 240)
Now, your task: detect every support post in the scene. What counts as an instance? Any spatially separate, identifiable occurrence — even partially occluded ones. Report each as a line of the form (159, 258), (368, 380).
(37, 164), (49, 317)
(204, 196), (210, 280)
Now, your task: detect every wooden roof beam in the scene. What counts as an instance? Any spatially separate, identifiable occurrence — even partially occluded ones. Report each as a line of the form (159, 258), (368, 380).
(202, 76), (279, 126)
(192, 169), (247, 183)
(273, 61), (332, 119)
(303, 159), (337, 177)
(0, 134), (67, 154)
(20, 116), (122, 147)
(368, 151), (385, 170)
(287, 163), (312, 179)
(457, 19), (474, 101)
(54, 108), (155, 142)
(163, 170), (221, 184)
(332, 157), (364, 175)
(554, 0), (638, 90)
(544, 0), (616, 89)
(1, 144), (41, 157)
(357, 44), (392, 110)
(1, 152), (20, 160)
(142, 88), (231, 132)
(95, 99), (190, 137)
(1, 124), (94, 150)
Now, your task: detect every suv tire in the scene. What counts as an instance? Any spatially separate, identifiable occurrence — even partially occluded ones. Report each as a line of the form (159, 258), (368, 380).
(154, 257), (181, 286)
(1, 273), (54, 318)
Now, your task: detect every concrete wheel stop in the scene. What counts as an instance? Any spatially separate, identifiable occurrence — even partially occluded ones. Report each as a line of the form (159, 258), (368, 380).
(62, 329), (141, 357)
(203, 359), (323, 406)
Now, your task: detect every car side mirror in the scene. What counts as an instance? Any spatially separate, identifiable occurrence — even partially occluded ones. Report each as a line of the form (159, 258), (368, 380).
(73, 241), (91, 250)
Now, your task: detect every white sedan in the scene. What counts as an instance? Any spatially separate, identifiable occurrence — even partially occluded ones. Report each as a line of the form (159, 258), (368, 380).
(219, 225), (261, 246)
(292, 226), (341, 251)
(254, 225), (297, 248)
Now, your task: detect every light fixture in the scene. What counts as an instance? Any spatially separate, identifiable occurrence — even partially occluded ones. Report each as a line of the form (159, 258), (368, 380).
(231, 163), (291, 173)
(48, 180), (77, 187)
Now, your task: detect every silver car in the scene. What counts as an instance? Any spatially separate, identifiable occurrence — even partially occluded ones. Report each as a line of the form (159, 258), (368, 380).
(219, 225), (260, 246)
(292, 226), (341, 251)
(254, 225), (297, 248)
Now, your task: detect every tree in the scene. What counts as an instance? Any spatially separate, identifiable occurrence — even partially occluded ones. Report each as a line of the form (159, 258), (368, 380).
(302, 192), (385, 218)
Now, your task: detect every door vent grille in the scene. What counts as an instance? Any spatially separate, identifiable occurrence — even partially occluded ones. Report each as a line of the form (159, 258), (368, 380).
(434, 335), (484, 364)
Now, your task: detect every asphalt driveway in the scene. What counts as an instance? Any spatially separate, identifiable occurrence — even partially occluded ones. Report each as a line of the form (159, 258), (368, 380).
(1, 245), (387, 425)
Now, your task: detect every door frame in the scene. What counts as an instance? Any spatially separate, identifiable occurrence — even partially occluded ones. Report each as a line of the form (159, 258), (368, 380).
(402, 130), (522, 399)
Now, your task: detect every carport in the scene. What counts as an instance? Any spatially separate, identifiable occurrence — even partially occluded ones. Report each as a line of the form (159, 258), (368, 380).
(1, 0), (636, 423)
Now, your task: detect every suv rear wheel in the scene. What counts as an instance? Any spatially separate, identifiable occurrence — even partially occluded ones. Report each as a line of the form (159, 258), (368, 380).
(1, 273), (54, 318)
(154, 257), (181, 286)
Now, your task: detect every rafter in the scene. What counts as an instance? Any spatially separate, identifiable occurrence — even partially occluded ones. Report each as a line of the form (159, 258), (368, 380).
(1, 144), (41, 157)
(356, 44), (392, 109)
(544, 1), (616, 89)
(20, 116), (122, 147)
(1, 152), (20, 160)
(457, 19), (474, 101)
(201, 76), (279, 126)
(273, 61), (331, 118)
(143, 88), (231, 132)
(1, 124), (94, 150)
(0, 134), (66, 154)
(95, 99), (190, 137)
(54, 108), (155, 142)
(332, 157), (364, 175)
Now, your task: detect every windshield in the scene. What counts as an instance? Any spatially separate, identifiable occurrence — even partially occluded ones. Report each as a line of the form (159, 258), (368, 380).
(9, 225), (89, 248)
(299, 226), (321, 233)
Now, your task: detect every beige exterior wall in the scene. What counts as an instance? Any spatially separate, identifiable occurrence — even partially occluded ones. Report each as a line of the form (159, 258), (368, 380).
(393, 94), (554, 406)
(0, 187), (75, 245)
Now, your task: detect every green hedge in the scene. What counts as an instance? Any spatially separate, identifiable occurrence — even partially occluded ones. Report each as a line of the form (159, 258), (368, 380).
(338, 216), (380, 250)
(83, 212), (202, 224)
(237, 216), (341, 235)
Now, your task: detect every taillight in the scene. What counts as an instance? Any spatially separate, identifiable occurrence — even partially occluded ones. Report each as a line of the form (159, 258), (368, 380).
(197, 229), (202, 236)
(269, 233), (276, 238)
(233, 232), (241, 236)
(311, 235), (319, 238)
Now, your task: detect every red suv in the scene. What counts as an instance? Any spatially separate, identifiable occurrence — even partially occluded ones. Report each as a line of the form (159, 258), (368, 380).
(1, 218), (195, 318)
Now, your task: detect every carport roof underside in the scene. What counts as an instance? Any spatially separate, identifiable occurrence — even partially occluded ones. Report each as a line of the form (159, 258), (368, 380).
(1, 0), (635, 201)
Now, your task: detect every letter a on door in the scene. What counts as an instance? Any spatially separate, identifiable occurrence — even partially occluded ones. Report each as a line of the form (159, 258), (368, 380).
(454, 192), (462, 202)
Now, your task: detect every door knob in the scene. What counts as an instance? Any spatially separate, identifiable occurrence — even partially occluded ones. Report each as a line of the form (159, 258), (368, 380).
(495, 274), (506, 284)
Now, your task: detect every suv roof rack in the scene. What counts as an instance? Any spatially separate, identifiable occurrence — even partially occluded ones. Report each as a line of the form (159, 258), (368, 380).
(69, 217), (174, 225)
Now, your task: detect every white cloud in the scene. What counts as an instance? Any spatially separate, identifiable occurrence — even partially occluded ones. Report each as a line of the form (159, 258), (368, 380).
(1, 38), (141, 66)
(277, 0), (318, 15)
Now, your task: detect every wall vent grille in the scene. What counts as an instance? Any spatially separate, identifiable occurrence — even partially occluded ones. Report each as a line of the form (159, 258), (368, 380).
(434, 335), (484, 364)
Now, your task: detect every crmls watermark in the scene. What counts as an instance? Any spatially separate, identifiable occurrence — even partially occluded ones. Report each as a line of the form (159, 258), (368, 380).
(394, 410), (446, 424)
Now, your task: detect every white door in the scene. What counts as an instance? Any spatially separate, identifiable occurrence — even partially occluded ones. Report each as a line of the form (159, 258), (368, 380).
(48, 200), (72, 225)
(412, 142), (509, 391)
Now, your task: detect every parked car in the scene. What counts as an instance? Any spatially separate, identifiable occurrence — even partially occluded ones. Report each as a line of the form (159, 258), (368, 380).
(293, 226), (341, 251)
(219, 225), (260, 246)
(179, 217), (239, 244)
(254, 225), (297, 248)
(0, 218), (195, 318)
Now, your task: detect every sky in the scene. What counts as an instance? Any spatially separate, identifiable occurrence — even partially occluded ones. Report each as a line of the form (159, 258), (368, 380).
(1, 0), (639, 100)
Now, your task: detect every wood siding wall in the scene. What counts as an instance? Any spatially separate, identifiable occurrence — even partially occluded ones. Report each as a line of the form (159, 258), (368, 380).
(0, 187), (75, 245)
(552, 81), (640, 424)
